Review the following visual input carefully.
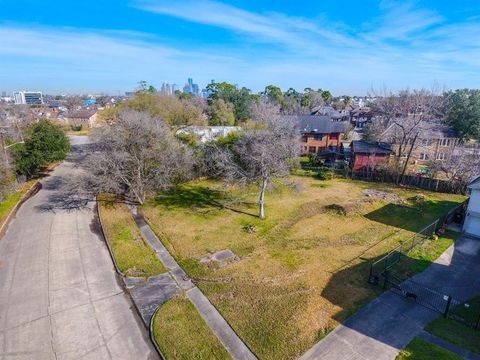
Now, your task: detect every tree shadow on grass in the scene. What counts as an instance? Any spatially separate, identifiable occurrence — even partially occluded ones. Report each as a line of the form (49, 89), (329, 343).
(153, 185), (259, 218)
(364, 201), (460, 232)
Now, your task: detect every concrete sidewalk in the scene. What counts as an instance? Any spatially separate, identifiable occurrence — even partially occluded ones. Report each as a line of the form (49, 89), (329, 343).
(300, 236), (480, 360)
(131, 207), (257, 360)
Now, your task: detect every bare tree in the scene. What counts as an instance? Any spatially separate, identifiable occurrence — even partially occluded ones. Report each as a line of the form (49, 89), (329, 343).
(83, 109), (194, 204)
(210, 101), (299, 219)
(370, 88), (444, 183)
(429, 147), (480, 192)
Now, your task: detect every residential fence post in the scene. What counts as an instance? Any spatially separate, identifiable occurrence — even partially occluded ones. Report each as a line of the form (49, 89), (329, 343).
(444, 295), (452, 317)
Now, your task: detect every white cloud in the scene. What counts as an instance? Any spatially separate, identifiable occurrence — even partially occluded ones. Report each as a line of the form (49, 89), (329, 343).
(1, 0), (480, 94)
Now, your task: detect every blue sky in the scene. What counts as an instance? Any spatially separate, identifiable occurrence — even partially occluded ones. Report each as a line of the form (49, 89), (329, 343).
(1, 0), (480, 95)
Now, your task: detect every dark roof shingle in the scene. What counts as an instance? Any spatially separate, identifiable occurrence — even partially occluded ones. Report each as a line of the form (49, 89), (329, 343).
(352, 140), (393, 154)
(286, 115), (348, 134)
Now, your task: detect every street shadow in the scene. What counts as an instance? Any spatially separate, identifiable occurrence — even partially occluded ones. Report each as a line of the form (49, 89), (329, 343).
(319, 232), (480, 353)
(34, 142), (97, 212)
(153, 185), (258, 217)
(364, 201), (460, 232)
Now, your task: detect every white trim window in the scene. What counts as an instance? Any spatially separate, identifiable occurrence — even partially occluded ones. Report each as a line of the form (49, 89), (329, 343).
(420, 153), (430, 160)
(436, 152), (447, 160)
(422, 138), (432, 146)
(439, 138), (451, 147)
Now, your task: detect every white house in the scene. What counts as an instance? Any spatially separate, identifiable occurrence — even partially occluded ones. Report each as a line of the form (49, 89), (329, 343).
(463, 176), (480, 238)
(176, 126), (240, 143)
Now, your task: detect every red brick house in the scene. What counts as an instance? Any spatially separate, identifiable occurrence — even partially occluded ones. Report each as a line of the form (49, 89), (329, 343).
(351, 140), (393, 172)
(286, 115), (348, 155)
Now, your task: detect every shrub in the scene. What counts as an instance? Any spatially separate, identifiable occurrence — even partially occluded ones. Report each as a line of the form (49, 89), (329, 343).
(11, 120), (70, 177)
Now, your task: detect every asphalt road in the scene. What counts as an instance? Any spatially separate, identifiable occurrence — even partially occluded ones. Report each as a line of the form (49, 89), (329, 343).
(0, 136), (158, 360)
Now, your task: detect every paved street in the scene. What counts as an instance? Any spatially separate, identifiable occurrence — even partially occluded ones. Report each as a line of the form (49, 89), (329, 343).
(0, 136), (158, 360)
(300, 235), (480, 360)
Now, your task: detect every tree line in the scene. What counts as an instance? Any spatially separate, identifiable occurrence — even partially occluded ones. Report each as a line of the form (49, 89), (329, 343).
(98, 81), (338, 127)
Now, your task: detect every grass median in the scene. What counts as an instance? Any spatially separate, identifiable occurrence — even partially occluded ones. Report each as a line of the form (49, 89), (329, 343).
(0, 180), (38, 226)
(426, 297), (480, 355)
(152, 296), (231, 360)
(98, 197), (166, 278)
(396, 337), (461, 360)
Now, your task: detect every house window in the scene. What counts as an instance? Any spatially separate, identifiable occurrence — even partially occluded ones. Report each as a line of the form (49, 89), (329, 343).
(439, 139), (451, 147)
(422, 139), (432, 146)
(308, 146), (316, 153)
(436, 153), (447, 160)
(420, 153), (429, 160)
(301, 135), (308, 142)
(313, 134), (322, 140)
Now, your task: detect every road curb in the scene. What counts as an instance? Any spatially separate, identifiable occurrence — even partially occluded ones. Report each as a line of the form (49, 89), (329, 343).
(149, 304), (167, 360)
(95, 199), (166, 360)
(0, 181), (41, 239)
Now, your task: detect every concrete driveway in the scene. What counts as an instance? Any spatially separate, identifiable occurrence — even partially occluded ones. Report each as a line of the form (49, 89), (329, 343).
(0, 136), (158, 360)
(301, 235), (480, 360)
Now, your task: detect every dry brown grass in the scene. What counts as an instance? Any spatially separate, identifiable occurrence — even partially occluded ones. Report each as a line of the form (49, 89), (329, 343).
(141, 176), (465, 359)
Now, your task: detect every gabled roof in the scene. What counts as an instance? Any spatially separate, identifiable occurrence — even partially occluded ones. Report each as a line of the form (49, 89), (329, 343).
(64, 110), (96, 119)
(351, 140), (393, 154)
(382, 121), (457, 139)
(286, 115), (348, 134)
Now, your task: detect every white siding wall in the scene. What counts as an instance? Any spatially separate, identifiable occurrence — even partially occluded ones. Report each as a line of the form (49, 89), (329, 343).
(469, 189), (480, 213)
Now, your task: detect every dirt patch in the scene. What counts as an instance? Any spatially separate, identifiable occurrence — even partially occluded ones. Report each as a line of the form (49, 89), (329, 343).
(363, 189), (404, 204)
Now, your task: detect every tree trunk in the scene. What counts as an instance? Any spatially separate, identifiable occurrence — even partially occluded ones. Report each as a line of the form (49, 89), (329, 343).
(258, 177), (268, 219)
(398, 134), (418, 185)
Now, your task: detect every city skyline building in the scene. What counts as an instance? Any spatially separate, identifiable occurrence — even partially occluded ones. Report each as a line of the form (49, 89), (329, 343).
(13, 91), (44, 105)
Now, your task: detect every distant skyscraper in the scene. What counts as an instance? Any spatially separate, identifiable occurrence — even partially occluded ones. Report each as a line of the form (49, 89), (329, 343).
(192, 83), (199, 96)
(13, 91), (43, 105)
(183, 78), (200, 96)
(172, 84), (179, 94)
(1, 91), (6, 97)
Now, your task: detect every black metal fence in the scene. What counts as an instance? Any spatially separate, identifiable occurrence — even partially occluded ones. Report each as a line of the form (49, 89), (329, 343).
(383, 272), (480, 330)
(368, 220), (439, 285)
(367, 208), (480, 331)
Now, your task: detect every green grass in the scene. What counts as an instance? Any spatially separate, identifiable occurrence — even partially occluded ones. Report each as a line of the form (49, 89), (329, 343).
(0, 180), (37, 225)
(141, 177), (465, 360)
(152, 296), (231, 360)
(394, 230), (460, 278)
(426, 298), (480, 354)
(396, 337), (462, 360)
(98, 199), (166, 278)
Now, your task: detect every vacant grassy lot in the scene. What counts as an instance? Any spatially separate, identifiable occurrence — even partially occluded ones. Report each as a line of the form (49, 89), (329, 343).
(141, 177), (465, 359)
(396, 337), (461, 360)
(0, 180), (37, 226)
(99, 199), (166, 278)
(152, 296), (230, 360)
(426, 297), (480, 355)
